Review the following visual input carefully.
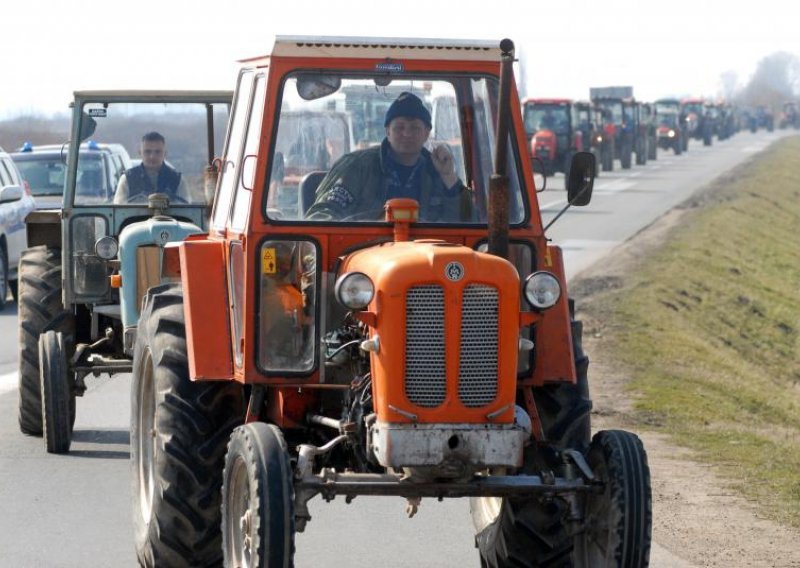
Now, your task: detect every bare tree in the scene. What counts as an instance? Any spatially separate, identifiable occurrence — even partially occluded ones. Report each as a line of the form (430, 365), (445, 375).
(0, 114), (70, 151)
(718, 70), (740, 102)
(739, 51), (800, 112)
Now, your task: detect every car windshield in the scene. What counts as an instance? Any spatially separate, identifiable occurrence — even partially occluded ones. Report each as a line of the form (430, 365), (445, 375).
(265, 73), (527, 225)
(14, 154), (69, 197)
(73, 101), (229, 206)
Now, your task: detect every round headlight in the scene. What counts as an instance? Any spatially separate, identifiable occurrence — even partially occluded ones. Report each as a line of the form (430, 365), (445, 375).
(524, 271), (561, 309)
(335, 272), (374, 310)
(95, 236), (118, 260)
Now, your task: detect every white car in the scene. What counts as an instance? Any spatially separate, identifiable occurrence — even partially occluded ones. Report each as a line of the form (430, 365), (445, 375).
(0, 146), (36, 308)
(11, 141), (132, 209)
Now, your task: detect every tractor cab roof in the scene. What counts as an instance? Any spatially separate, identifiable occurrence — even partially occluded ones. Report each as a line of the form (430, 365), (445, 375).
(242, 36), (503, 65)
(522, 98), (573, 105)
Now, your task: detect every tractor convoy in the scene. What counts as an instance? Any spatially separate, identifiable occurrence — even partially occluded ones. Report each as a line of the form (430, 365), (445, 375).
(13, 34), (776, 568)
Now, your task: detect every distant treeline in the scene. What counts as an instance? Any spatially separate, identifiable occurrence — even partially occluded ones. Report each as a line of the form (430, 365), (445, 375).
(0, 114), (71, 151)
(1, 111), (228, 174)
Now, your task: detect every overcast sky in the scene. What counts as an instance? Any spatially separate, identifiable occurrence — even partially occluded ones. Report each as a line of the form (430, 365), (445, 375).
(2, 0), (798, 117)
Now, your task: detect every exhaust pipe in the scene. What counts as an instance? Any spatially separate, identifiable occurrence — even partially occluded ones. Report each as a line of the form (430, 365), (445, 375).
(487, 39), (515, 260)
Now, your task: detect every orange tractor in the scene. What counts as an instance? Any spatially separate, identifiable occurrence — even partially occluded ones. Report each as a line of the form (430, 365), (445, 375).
(128, 36), (651, 567)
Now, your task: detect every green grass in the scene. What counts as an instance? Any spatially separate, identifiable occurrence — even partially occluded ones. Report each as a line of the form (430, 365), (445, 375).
(581, 135), (800, 527)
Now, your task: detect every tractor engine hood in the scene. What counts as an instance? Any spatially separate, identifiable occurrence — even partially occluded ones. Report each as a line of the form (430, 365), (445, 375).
(339, 239), (532, 472)
(532, 130), (556, 157)
(339, 239), (522, 425)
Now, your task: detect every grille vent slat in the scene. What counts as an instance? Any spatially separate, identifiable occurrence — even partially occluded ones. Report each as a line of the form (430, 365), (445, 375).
(405, 286), (446, 407)
(459, 285), (499, 407)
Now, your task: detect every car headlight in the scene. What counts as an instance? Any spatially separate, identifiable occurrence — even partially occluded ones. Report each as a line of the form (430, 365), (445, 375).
(524, 271), (561, 309)
(335, 272), (374, 309)
(94, 236), (119, 260)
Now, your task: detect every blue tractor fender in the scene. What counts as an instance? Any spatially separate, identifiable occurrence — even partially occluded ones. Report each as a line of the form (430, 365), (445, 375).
(117, 215), (204, 350)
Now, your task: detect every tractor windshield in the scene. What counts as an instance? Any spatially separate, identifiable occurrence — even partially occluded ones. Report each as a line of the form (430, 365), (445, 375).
(658, 111), (679, 128)
(72, 100), (230, 207)
(595, 100), (623, 125)
(265, 74), (528, 225)
(522, 103), (570, 135)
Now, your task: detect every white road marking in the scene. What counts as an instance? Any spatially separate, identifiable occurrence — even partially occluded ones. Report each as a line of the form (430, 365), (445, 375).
(594, 180), (636, 193)
(741, 144), (768, 153)
(558, 238), (621, 251)
(540, 177), (636, 210)
(0, 372), (17, 396)
(540, 197), (567, 210)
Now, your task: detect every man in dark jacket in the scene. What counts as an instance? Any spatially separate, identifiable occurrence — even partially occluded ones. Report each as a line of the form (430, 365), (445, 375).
(306, 92), (473, 221)
(114, 131), (188, 204)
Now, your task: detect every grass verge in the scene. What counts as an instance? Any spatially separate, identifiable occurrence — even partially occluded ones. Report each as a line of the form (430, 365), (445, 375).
(577, 136), (800, 527)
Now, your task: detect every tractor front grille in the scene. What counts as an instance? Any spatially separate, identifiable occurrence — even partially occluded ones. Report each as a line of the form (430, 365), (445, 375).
(405, 286), (446, 407)
(404, 284), (499, 409)
(459, 285), (499, 407)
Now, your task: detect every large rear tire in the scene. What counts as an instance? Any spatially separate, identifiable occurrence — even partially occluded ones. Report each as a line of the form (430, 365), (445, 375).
(620, 140), (632, 169)
(574, 430), (652, 567)
(17, 246), (74, 436)
(634, 139), (646, 166)
(473, 319), (592, 567)
(601, 144), (614, 172)
(473, 496), (573, 567)
(39, 330), (75, 454)
(222, 423), (295, 568)
(131, 283), (244, 567)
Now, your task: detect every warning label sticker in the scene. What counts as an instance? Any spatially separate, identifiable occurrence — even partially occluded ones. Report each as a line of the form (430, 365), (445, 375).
(262, 248), (276, 274)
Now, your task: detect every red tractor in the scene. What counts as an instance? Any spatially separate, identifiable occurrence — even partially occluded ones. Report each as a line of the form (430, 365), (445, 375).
(522, 98), (577, 178)
(574, 100), (607, 175)
(590, 87), (649, 169)
(127, 36), (651, 567)
(655, 98), (688, 153)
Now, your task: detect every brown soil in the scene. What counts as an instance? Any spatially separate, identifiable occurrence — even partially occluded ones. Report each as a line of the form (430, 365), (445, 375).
(571, 201), (800, 567)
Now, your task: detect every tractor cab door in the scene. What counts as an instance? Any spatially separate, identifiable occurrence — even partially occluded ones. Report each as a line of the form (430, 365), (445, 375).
(212, 69), (268, 371)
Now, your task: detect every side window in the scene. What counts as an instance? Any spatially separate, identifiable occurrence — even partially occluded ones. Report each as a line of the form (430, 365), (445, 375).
(230, 74), (267, 232)
(429, 90), (465, 181)
(258, 239), (317, 374)
(212, 70), (255, 232)
(0, 158), (22, 185)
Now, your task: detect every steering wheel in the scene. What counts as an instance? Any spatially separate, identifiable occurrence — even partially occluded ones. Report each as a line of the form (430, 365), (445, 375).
(126, 192), (188, 205)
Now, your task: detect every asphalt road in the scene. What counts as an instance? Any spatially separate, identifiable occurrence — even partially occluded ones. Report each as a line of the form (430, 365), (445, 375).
(0, 129), (788, 567)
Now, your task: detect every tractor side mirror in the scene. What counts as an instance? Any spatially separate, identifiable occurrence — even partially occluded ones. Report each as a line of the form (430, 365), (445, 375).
(78, 114), (97, 142)
(566, 152), (595, 206)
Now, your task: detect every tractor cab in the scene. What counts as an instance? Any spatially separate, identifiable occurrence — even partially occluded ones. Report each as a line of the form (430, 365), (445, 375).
(17, 90), (232, 452)
(521, 98), (574, 177)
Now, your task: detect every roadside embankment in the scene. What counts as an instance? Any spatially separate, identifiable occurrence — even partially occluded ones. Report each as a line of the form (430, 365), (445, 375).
(571, 135), (800, 564)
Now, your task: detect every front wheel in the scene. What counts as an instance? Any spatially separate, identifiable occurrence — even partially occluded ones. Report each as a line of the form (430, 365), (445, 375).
(222, 423), (295, 568)
(39, 330), (75, 454)
(574, 430), (652, 567)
